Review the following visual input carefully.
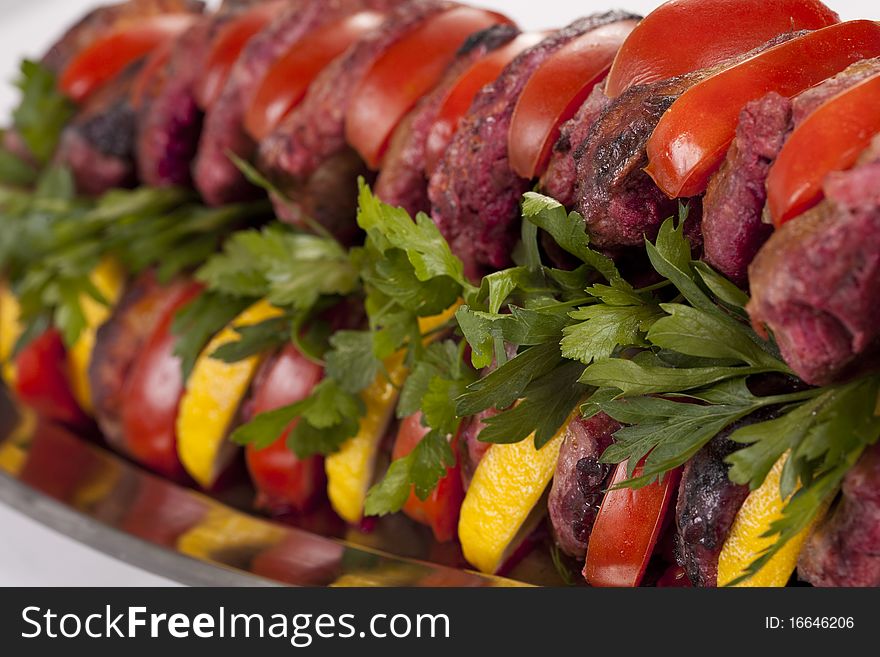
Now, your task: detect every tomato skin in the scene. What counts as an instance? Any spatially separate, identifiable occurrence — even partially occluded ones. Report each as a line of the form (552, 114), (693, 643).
(14, 329), (89, 429)
(645, 20), (880, 199)
(584, 460), (681, 588)
(424, 32), (546, 177)
(391, 413), (464, 543)
(120, 282), (202, 481)
(346, 6), (514, 169)
(245, 344), (325, 514)
(130, 39), (174, 110)
(508, 20), (637, 180)
(767, 72), (880, 226)
(59, 14), (196, 103)
(244, 11), (388, 142)
(605, 0), (839, 98)
(194, 1), (287, 110)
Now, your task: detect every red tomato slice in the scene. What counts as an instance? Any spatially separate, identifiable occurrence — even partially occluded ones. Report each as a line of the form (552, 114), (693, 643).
(605, 0), (839, 98)
(645, 20), (880, 199)
(244, 11), (388, 142)
(346, 6), (514, 170)
(508, 20), (637, 180)
(767, 72), (880, 226)
(14, 329), (89, 429)
(584, 460), (681, 587)
(391, 413), (464, 543)
(130, 39), (174, 110)
(120, 282), (202, 480)
(59, 14), (196, 103)
(245, 344), (325, 514)
(424, 32), (547, 177)
(194, 0), (287, 110)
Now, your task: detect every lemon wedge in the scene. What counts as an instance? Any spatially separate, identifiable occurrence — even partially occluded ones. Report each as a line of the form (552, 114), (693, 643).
(718, 454), (829, 587)
(325, 306), (459, 525)
(326, 351), (406, 524)
(0, 282), (22, 388)
(458, 417), (569, 574)
(68, 257), (126, 414)
(177, 299), (283, 489)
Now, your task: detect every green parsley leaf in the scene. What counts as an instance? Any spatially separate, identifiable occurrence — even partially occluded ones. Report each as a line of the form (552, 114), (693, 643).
(210, 315), (291, 364)
(172, 292), (253, 380)
(12, 60), (75, 164)
(561, 304), (663, 365)
(324, 330), (382, 394)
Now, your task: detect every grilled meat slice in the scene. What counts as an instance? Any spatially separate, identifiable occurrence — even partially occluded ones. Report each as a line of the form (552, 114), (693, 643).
(196, 0), (405, 206)
(89, 272), (187, 452)
(54, 62), (142, 195)
(538, 84), (611, 208)
(428, 11), (638, 280)
(375, 23), (520, 216)
(702, 58), (880, 287)
(748, 140), (880, 385)
(575, 72), (704, 251)
(701, 93), (791, 287)
(548, 413), (618, 559)
(42, 0), (204, 75)
(136, 4), (261, 187)
(258, 0), (449, 237)
(798, 442), (880, 587)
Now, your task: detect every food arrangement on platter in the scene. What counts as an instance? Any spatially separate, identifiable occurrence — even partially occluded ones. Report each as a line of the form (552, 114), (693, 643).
(1, 0), (879, 588)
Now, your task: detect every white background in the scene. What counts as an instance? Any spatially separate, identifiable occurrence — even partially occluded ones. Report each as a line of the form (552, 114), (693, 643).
(0, 0), (878, 586)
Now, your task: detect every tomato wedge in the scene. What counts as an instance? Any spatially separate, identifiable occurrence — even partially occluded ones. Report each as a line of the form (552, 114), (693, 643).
(767, 72), (880, 226)
(508, 20), (637, 180)
(244, 11), (387, 141)
(130, 39), (174, 109)
(391, 413), (464, 543)
(345, 6), (514, 169)
(245, 344), (325, 514)
(120, 282), (202, 480)
(424, 32), (547, 177)
(645, 20), (880, 199)
(14, 329), (89, 429)
(584, 460), (681, 587)
(194, 1), (287, 110)
(605, 0), (839, 98)
(59, 14), (196, 103)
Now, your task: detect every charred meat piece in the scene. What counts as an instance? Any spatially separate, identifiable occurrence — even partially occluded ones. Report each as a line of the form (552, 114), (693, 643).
(89, 271), (186, 452)
(136, 7), (249, 187)
(41, 0), (204, 75)
(748, 141), (880, 386)
(258, 0), (448, 236)
(701, 58), (880, 287)
(577, 33), (798, 252)
(701, 93), (791, 287)
(428, 11), (638, 279)
(375, 23), (520, 216)
(548, 413), (618, 559)
(798, 442), (880, 587)
(575, 72), (704, 251)
(538, 84), (611, 208)
(196, 0), (405, 206)
(54, 63), (142, 195)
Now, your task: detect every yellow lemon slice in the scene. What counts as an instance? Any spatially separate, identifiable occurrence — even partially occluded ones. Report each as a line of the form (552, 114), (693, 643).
(68, 257), (126, 413)
(0, 282), (23, 387)
(325, 306), (460, 525)
(177, 299), (283, 489)
(718, 454), (829, 587)
(458, 418), (569, 574)
(326, 351), (406, 524)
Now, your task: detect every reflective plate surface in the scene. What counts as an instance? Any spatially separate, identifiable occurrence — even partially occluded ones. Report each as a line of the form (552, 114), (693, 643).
(0, 388), (561, 587)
